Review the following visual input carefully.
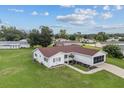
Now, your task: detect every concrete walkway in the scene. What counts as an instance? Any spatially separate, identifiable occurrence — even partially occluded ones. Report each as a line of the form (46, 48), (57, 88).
(97, 63), (124, 79)
(65, 63), (124, 79)
(64, 64), (103, 74)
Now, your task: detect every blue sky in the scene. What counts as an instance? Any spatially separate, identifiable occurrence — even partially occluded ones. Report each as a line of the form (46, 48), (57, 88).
(0, 5), (124, 34)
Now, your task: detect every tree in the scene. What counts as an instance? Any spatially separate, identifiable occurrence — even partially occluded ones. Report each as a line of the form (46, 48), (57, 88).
(40, 26), (53, 47)
(103, 45), (123, 59)
(54, 34), (59, 39)
(59, 29), (68, 39)
(94, 32), (108, 42)
(28, 29), (40, 47)
(28, 26), (53, 47)
(0, 25), (27, 41)
(69, 34), (76, 40)
(75, 32), (82, 42)
(83, 34), (95, 39)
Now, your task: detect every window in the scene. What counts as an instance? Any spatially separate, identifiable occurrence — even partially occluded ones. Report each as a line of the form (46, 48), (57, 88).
(53, 57), (61, 62)
(44, 57), (48, 62)
(64, 55), (68, 59)
(53, 58), (55, 63)
(59, 57), (61, 61)
(35, 53), (37, 57)
(94, 55), (104, 64)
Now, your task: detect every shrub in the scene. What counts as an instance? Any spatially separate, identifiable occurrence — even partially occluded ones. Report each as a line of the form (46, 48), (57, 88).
(103, 45), (123, 59)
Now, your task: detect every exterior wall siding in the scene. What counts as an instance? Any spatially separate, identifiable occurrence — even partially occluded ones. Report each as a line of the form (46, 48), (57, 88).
(92, 51), (107, 66)
(33, 49), (107, 68)
(0, 39), (30, 49)
(49, 52), (65, 67)
(73, 52), (93, 65)
(33, 49), (50, 68)
(64, 43), (82, 46)
(0, 45), (20, 49)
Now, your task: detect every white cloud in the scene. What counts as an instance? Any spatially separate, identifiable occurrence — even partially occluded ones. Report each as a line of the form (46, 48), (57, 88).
(57, 8), (97, 26)
(101, 12), (112, 19)
(60, 5), (75, 8)
(8, 8), (24, 13)
(31, 11), (38, 16)
(74, 8), (97, 16)
(42, 12), (49, 16)
(103, 5), (110, 10)
(95, 24), (124, 31)
(31, 11), (49, 16)
(93, 6), (98, 9)
(116, 5), (123, 10)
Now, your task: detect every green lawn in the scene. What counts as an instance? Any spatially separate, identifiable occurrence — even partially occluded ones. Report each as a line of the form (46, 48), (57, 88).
(82, 44), (101, 50)
(71, 64), (89, 71)
(107, 57), (124, 69)
(0, 49), (124, 88)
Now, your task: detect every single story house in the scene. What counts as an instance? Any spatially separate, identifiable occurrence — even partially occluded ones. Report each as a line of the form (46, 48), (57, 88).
(106, 38), (119, 42)
(0, 39), (30, 49)
(55, 41), (82, 46)
(83, 39), (96, 43)
(33, 45), (107, 68)
(55, 38), (70, 42)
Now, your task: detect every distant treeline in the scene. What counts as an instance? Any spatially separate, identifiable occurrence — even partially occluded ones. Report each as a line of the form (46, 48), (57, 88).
(0, 25), (124, 47)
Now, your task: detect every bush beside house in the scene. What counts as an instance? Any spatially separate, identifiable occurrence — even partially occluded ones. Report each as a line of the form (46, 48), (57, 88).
(103, 45), (123, 59)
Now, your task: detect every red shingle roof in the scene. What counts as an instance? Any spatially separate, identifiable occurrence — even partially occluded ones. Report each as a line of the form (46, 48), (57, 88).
(38, 45), (99, 57)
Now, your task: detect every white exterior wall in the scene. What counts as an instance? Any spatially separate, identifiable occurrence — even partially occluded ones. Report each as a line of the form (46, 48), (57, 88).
(0, 39), (30, 49)
(49, 52), (65, 67)
(64, 43), (82, 46)
(33, 49), (107, 68)
(0, 44), (20, 49)
(20, 44), (30, 48)
(33, 49), (50, 68)
(73, 52), (93, 65)
(92, 51), (107, 66)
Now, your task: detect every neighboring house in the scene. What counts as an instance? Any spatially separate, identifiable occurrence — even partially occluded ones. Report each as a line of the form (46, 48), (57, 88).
(33, 45), (107, 68)
(56, 38), (70, 42)
(0, 39), (30, 49)
(52, 38), (70, 46)
(55, 41), (82, 46)
(106, 38), (119, 42)
(95, 42), (105, 48)
(83, 39), (96, 43)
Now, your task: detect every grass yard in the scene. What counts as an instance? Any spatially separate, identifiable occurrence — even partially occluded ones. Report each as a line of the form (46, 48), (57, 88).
(107, 57), (124, 69)
(82, 44), (101, 50)
(0, 49), (124, 88)
(70, 64), (89, 71)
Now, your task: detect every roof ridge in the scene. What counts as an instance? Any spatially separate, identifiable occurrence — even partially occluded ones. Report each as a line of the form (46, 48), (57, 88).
(38, 45), (99, 57)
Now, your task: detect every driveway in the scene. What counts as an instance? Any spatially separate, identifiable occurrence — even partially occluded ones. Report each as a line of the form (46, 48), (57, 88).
(65, 63), (124, 79)
(97, 63), (124, 79)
